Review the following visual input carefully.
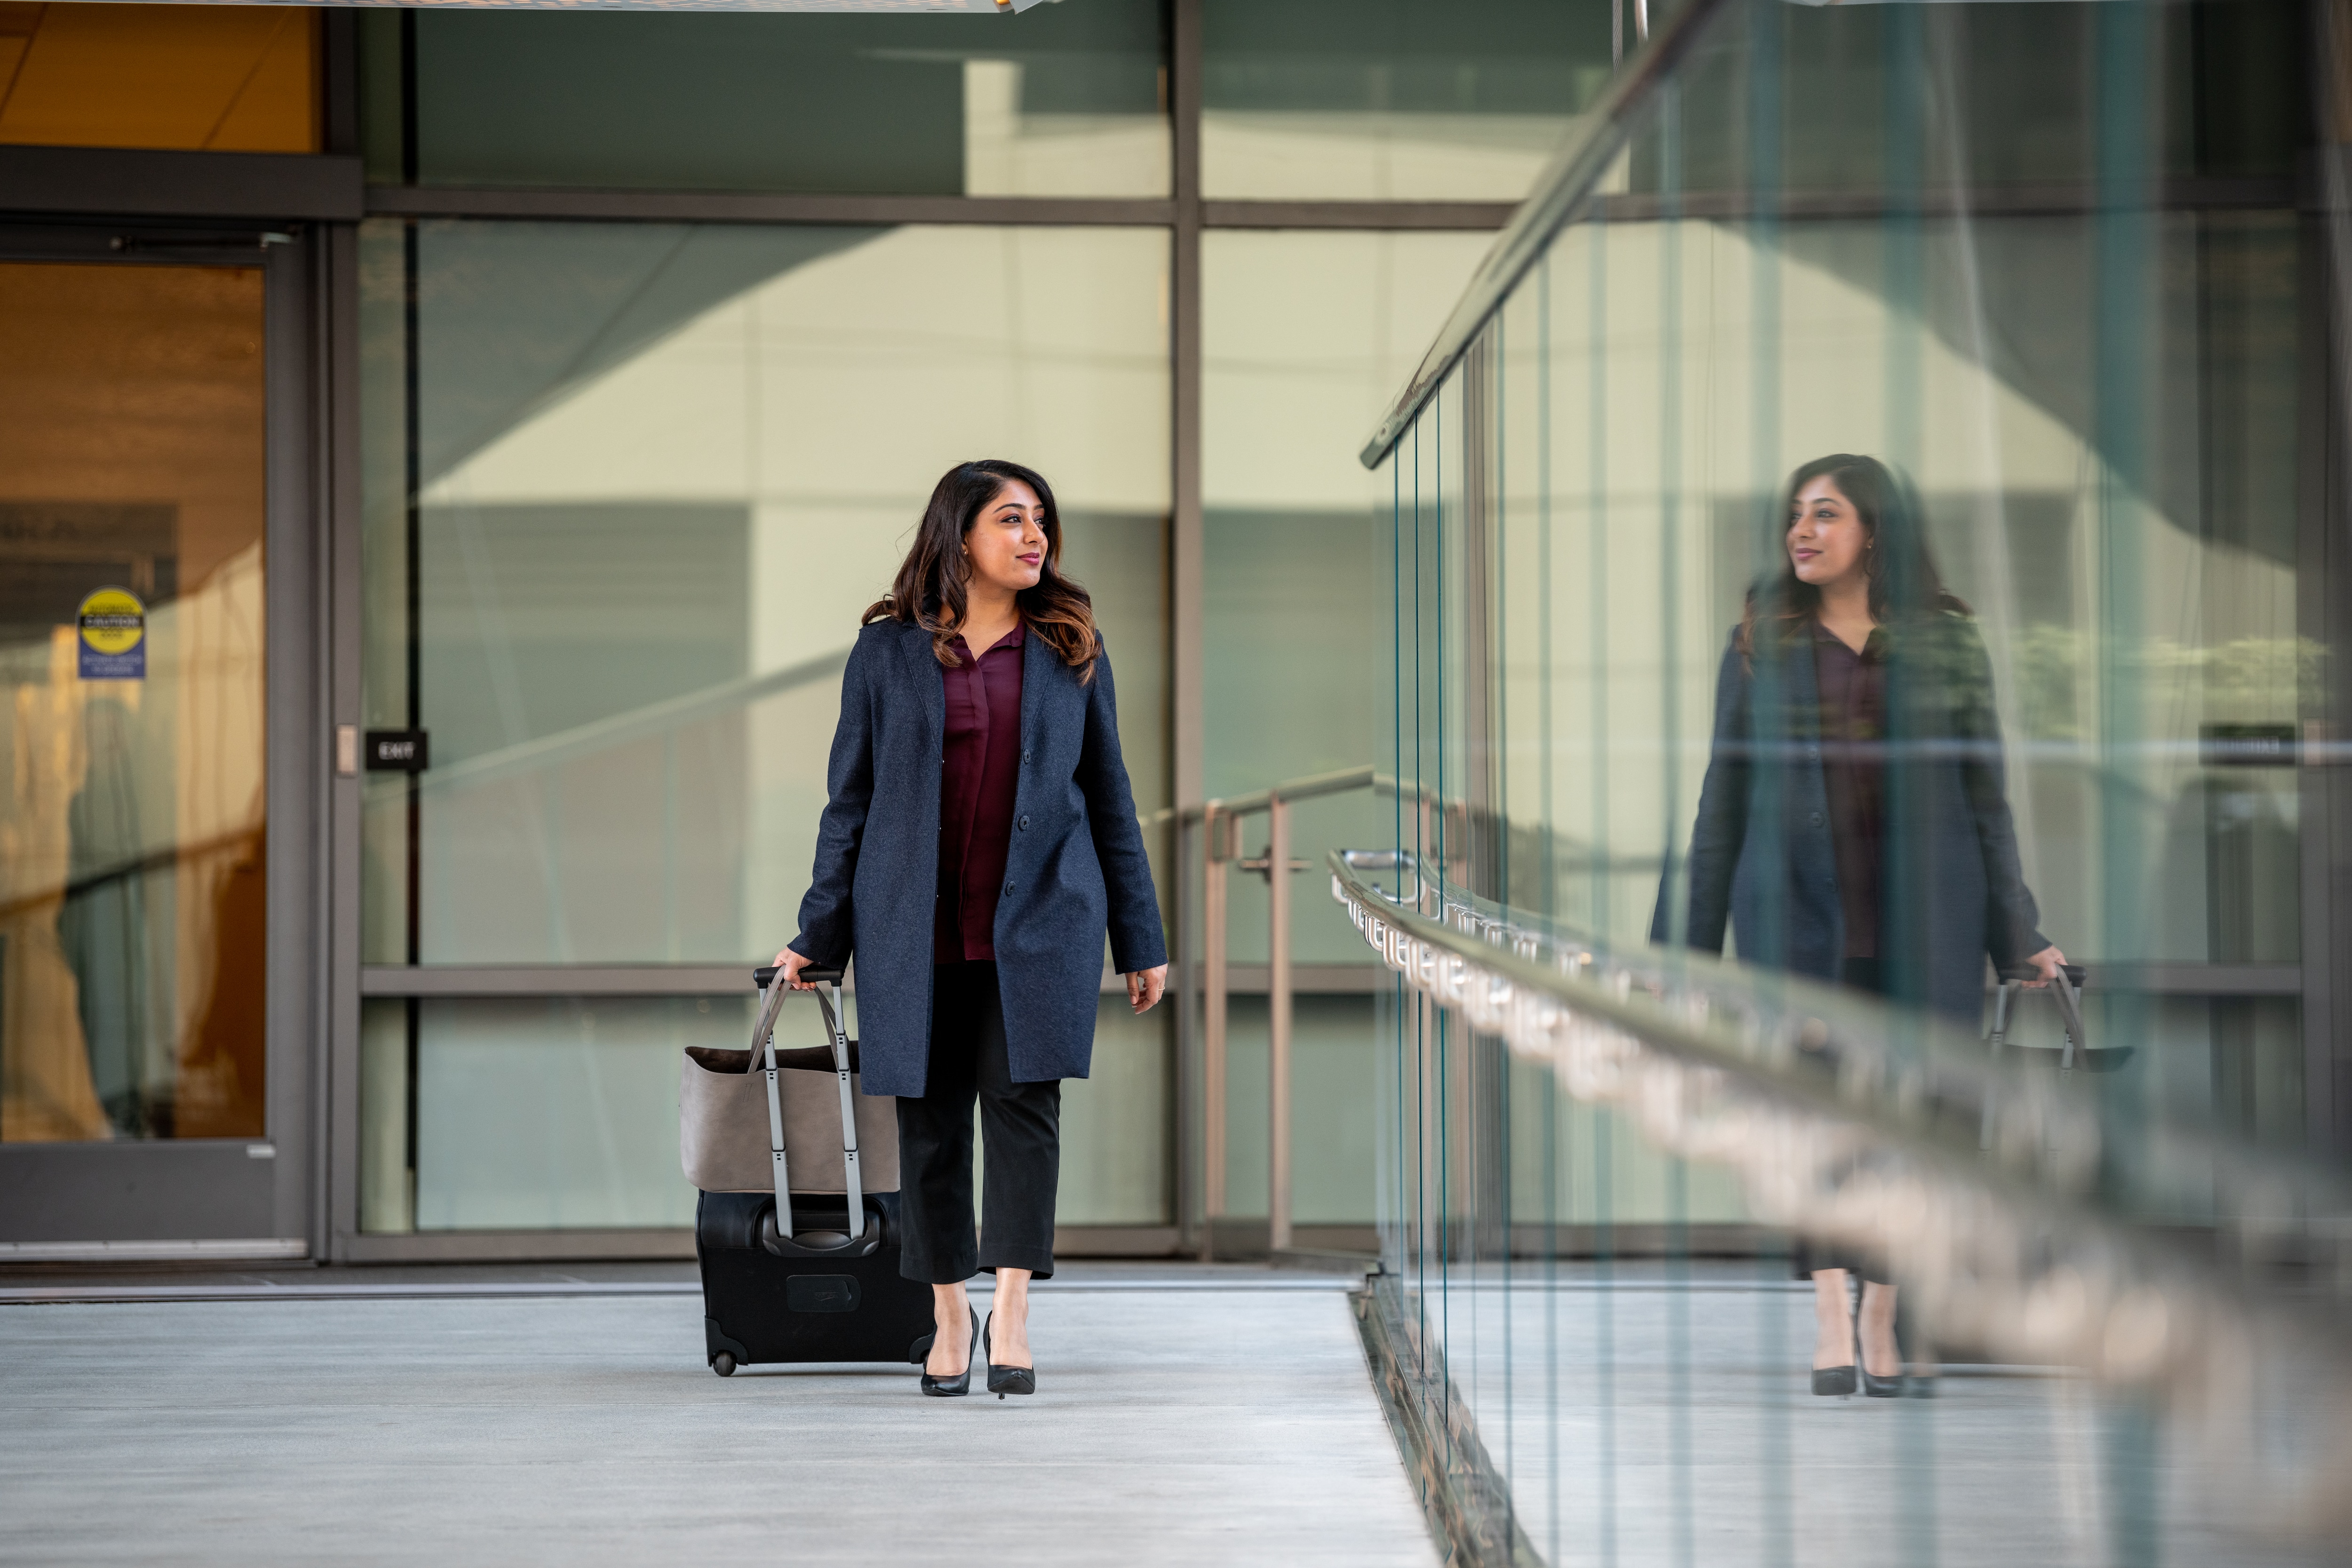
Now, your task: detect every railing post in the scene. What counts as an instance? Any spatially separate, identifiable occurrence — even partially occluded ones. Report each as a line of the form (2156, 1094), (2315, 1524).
(1202, 802), (1229, 1258)
(1174, 811), (1200, 1255)
(1268, 793), (1294, 1255)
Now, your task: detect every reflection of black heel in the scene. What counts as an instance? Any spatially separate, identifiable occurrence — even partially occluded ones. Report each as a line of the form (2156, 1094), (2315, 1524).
(920, 1307), (977, 1398)
(1812, 1365), (1858, 1396)
(984, 1312), (1035, 1399)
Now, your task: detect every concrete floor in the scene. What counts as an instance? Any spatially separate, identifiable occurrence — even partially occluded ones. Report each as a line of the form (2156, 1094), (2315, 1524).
(16, 1257), (2324, 1568)
(0, 1267), (1436, 1567)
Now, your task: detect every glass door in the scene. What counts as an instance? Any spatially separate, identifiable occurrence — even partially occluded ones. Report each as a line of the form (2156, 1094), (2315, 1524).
(0, 237), (303, 1252)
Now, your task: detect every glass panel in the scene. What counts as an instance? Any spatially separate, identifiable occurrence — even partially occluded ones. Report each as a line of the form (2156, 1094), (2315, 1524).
(0, 2), (319, 153)
(359, 217), (1174, 1229)
(1358, 0), (2330, 1559)
(359, 990), (1169, 1234)
(361, 219), (1169, 967)
(1200, 230), (1492, 1230)
(408, 995), (744, 1231)
(1201, 0), (1613, 201)
(0, 260), (268, 1142)
(377, 5), (1167, 198)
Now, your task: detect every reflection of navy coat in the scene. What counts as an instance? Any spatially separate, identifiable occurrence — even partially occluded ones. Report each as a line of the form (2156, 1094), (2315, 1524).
(1663, 613), (2047, 1021)
(789, 618), (1166, 1097)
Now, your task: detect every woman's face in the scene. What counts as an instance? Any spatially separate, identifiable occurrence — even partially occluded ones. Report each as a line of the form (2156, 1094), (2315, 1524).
(962, 480), (1048, 599)
(1787, 475), (1869, 590)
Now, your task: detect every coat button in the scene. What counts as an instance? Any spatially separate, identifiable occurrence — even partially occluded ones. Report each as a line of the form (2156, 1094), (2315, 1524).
(1022, 748), (1031, 763)
(1018, 815), (1030, 830)
(1809, 811), (1825, 827)
(1004, 881), (1015, 894)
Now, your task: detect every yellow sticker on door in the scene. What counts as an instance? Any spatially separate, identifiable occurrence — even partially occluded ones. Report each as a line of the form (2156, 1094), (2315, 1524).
(78, 587), (145, 680)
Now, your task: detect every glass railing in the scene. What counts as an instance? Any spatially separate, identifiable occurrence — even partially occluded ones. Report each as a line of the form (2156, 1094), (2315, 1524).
(1342, 0), (2347, 1558)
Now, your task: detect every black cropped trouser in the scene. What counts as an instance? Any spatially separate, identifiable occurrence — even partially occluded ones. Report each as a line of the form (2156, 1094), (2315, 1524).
(896, 962), (1061, 1283)
(1792, 957), (1891, 1286)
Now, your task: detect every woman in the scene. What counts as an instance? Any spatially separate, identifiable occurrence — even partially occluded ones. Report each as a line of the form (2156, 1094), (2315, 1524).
(1669, 454), (2063, 1398)
(773, 458), (1168, 1399)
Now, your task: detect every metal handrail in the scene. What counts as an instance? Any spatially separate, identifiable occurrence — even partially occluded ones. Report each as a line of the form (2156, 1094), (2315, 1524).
(1169, 765), (1454, 1257)
(1178, 767), (1380, 1256)
(1329, 848), (2352, 1543)
(1172, 766), (1535, 1257)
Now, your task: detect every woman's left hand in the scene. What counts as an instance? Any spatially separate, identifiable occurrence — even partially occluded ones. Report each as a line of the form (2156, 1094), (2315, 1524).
(1125, 964), (1168, 1014)
(2023, 945), (2068, 988)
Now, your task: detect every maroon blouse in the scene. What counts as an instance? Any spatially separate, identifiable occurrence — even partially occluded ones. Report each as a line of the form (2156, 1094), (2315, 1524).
(1812, 621), (1887, 960)
(935, 621), (1026, 962)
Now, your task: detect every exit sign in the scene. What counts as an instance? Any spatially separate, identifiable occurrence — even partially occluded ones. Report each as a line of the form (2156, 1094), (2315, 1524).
(366, 730), (430, 772)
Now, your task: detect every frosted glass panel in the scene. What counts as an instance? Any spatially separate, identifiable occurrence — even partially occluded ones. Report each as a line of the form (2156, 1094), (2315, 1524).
(1201, 0), (1610, 201)
(379, 4), (1167, 198)
(412, 996), (750, 1231)
(361, 219), (1171, 969)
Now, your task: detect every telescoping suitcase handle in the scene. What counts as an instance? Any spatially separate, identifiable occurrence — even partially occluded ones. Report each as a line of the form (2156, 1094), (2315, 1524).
(748, 965), (865, 1248)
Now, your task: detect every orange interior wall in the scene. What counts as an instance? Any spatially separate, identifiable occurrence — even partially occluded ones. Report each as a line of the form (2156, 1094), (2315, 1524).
(0, 3), (319, 153)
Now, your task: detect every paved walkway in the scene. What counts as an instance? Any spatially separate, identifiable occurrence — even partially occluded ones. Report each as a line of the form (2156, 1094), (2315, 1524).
(1, 1264), (1436, 1567)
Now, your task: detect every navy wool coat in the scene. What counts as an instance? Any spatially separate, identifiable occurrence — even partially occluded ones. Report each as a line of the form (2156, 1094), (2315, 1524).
(1661, 612), (2047, 1022)
(788, 618), (1167, 1097)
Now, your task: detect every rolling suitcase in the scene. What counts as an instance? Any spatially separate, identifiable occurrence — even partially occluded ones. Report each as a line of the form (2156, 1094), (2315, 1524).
(683, 965), (936, 1377)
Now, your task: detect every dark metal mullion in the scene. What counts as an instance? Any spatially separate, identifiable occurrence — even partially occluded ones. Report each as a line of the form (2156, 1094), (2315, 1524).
(361, 185), (1525, 233)
(2300, 39), (2350, 1154)
(1201, 200), (1517, 231)
(1170, 0), (1204, 1253)
(401, 208), (422, 1200)
(260, 227), (326, 1247)
(322, 219), (367, 1260)
(398, 10), (418, 187)
(365, 186), (1176, 226)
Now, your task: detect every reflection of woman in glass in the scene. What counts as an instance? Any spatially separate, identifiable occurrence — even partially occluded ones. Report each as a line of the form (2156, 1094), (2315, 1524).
(1671, 454), (2064, 1397)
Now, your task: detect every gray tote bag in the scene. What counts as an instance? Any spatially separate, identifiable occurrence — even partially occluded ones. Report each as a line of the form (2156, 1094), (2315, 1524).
(680, 971), (898, 1196)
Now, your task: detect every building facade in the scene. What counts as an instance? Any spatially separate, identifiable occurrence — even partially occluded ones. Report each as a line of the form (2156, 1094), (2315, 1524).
(0, 0), (1609, 1260)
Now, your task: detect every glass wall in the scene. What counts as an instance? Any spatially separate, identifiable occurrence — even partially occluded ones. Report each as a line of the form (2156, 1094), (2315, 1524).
(1361, 0), (2333, 1559)
(1200, 229), (1490, 1228)
(343, 0), (1607, 1249)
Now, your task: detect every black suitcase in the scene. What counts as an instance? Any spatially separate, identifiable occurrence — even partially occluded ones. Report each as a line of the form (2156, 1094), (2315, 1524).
(694, 966), (937, 1377)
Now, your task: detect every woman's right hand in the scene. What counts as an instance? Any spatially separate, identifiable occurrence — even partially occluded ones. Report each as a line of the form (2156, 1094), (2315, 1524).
(772, 947), (816, 990)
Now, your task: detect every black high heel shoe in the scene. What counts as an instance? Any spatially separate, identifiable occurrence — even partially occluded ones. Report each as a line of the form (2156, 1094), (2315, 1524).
(1812, 1298), (1858, 1396)
(1862, 1314), (1905, 1397)
(917, 1306), (977, 1397)
(983, 1311), (1035, 1399)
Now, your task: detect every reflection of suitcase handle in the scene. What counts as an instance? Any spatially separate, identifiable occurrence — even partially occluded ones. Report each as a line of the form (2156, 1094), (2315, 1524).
(750, 967), (865, 1248)
(1979, 964), (2106, 1152)
(1990, 964), (2090, 1068)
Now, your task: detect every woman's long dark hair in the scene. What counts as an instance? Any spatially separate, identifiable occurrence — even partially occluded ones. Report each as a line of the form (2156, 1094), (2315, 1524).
(1736, 453), (1967, 662)
(865, 459), (1099, 683)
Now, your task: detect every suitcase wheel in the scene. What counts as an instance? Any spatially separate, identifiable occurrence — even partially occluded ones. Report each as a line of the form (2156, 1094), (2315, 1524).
(712, 1352), (737, 1378)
